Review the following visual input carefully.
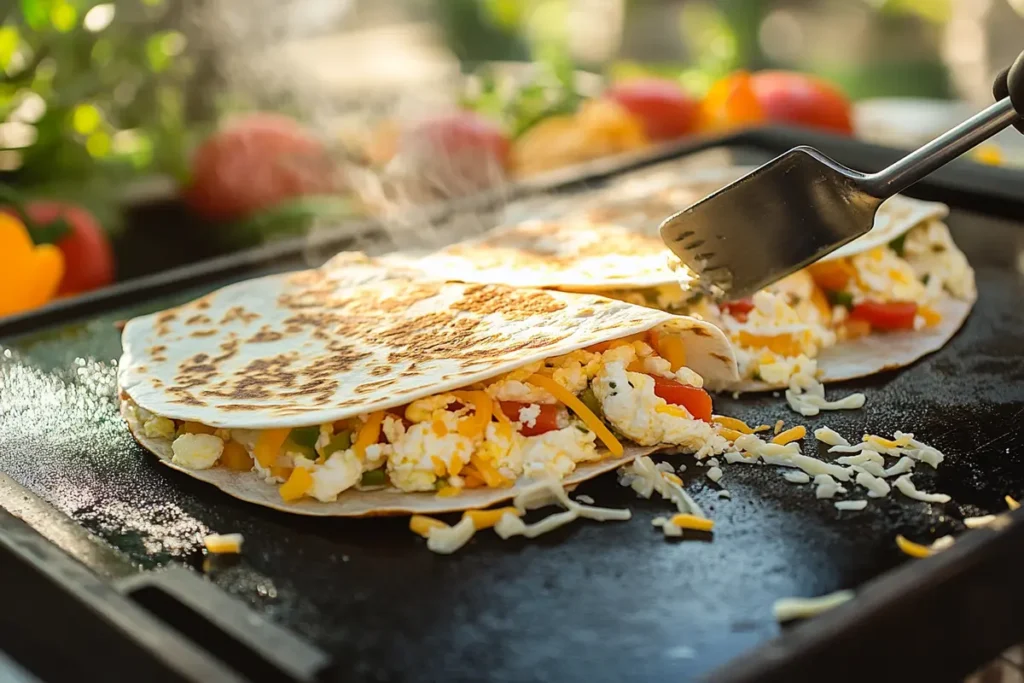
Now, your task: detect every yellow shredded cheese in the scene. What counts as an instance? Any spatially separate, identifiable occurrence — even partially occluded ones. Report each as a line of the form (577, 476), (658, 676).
(527, 374), (623, 457)
(712, 416), (754, 434)
(718, 427), (745, 442)
(279, 467), (313, 502)
(203, 533), (243, 554)
(657, 333), (687, 372)
(410, 514), (448, 538)
(470, 453), (506, 488)
(354, 411), (386, 459)
(430, 456), (447, 477)
(895, 534), (932, 559)
(453, 390), (492, 438)
(753, 425), (771, 433)
(774, 420), (784, 435)
(465, 507), (523, 530)
(1007, 495), (1020, 511)
(772, 426), (807, 446)
(662, 472), (682, 486)
(655, 404), (691, 419)
(669, 514), (714, 532)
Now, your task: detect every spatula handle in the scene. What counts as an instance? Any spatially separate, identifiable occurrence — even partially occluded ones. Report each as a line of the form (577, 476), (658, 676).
(861, 97), (1018, 199)
(993, 49), (1024, 133)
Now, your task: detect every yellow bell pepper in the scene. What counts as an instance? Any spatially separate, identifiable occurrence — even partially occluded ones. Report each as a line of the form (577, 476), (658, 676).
(0, 213), (64, 317)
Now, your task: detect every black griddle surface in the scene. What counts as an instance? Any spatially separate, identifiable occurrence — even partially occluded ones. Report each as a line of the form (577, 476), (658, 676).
(2, 156), (1024, 682)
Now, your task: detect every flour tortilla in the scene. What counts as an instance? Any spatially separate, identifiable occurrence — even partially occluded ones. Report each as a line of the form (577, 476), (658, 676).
(384, 167), (970, 391)
(119, 252), (737, 516)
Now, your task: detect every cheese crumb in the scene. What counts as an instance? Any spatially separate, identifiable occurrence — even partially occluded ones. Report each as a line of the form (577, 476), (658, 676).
(773, 590), (854, 622)
(203, 533), (243, 554)
(835, 500), (868, 511)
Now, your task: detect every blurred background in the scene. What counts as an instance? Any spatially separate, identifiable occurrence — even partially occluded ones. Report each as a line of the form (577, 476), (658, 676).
(2, 0), (1024, 318)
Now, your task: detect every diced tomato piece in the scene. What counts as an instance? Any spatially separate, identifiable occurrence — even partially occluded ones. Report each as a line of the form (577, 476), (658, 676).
(750, 71), (854, 135)
(650, 376), (713, 422)
(605, 79), (701, 141)
(720, 298), (755, 321)
(849, 300), (917, 331)
(499, 402), (563, 436)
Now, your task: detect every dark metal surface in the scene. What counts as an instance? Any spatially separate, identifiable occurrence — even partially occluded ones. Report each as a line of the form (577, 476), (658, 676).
(1, 137), (1024, 682)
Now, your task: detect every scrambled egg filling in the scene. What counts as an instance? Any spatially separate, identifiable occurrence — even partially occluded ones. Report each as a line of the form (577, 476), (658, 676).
(128, 325), (732, 503)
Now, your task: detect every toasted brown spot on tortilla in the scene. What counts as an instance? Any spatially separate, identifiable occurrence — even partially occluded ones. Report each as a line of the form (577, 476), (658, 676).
(450, 283), (566, 319)
(185, 314), (212, 326)
(191, 329), (217, 338)
(355, 379), (398, 394)
(692, 327), (711, 337)
(156, 312), (177, 325)
(249, 326), (285, 343)
(370, 366), (391, 377)
(712, 353), (731, 365)
(220, 306), (260, 325)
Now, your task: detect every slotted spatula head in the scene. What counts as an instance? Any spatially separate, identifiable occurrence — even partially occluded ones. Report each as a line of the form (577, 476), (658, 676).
(659, 146), (883, 301)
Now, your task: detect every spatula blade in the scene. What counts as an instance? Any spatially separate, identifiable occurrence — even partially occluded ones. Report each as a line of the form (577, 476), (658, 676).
(659, 147), (883, 301)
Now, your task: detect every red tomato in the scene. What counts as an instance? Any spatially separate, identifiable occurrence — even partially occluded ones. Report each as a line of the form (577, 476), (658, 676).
(184, 113), (338, 222)
(605, 79), (700, 141)
(720, 298), (755, 322)
(7, 201), (115, 296)
(850, 300), (917, 331)
(650, 375), (713, 422)
(499, 402), (563, 436)
(404, 112), (510, 168)
(750, 71), (854, 135)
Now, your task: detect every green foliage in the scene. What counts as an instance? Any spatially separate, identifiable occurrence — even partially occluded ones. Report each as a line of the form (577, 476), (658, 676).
(1, 0), (194, 234)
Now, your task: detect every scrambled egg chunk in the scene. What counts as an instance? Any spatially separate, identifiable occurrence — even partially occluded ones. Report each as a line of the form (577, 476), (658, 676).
(388, 411), (473, 492)
(171, 433), (224, 469)
(521, 426), (598, 480)
(142, 414), (176, 440)
(593, 360), (726, 457)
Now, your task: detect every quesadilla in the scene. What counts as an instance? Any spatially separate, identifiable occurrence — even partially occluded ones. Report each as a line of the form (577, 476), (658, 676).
(383, 171), (975, 391)
(118, 253), (738, 516)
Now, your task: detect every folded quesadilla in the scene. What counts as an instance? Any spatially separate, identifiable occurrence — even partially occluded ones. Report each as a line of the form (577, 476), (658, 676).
(383, 171), (975, 392)
(119, 253), (738, 516)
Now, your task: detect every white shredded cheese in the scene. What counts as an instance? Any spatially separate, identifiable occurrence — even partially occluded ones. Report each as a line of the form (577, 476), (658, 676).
(785, 374), (866, 417)
(814, 427), (849, 447)
(717, 490), (732, 500)
(814, 474), (846, 499)
(707, 466), (723, 483)
(782, 471), (811, 484)
(619, 456), (705, 518)
(930, 535), (955, 551)
(835, 500), (868, 511)
(964, 514), (997, 529)
(883, 456), (916, 478)
(574, 494), (595, 505)
(773, 590), (855, 622)
(762, 453), (854, 482)
(706, 458), (720, 468)
(855, 470), (891, 498)
(724, 450), (758, 464)
(426, 517), (477, 554)
(655, 461), (676, 473)
(893, 474), (951, 504)
(662, 522), (683, 537)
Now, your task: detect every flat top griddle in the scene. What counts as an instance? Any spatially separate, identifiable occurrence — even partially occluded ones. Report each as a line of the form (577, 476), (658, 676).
(1, 132), (1023, 683)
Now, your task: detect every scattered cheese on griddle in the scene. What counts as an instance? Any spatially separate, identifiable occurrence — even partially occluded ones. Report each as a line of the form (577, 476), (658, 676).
(930, 535), (955, 551)
(893, 474), (951, 504)
(895, 534), (932, 558)
(575, 494), (595, 505)
(883, 456), (916, 478)
(814, 474), (846, 499)
(773, 420), (785, 435)
(427, 516), (477, 555)
(834, 500), (867, 511)
(717, 490), (731, 500)
(855, 470), (891, 498)
(762, 452), (853, 482)
(706, 466), (723, 483)
(1008, 495), (1020, 511)
(493, 479), (631, 541)
(782, 471), (811, 484)
(203, 533), (243, 554)
(814, 427), (849, 447)
(785, 362), (865, 416)
(836, 452), (885, 476)
(773, 590), (854, 622)
(963, 514), (997, 529)
(623, 456), (707, 517)
(771, 425), (806, 446)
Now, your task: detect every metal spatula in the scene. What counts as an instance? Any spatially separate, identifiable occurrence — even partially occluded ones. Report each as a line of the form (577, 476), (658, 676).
(660, 51), (1024, 302)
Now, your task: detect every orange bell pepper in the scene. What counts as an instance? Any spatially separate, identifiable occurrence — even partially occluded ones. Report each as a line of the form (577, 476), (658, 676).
(0, 213), (65, 318)
(698, 71), (765, 132)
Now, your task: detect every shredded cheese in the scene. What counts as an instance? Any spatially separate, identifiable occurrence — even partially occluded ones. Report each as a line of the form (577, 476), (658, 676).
(669, 514), (714, 532)
(452, 391), (492, 438)
(203, 533), (243, 554)
(706, 466), (723, 483)
(896, 534), (932, 558)
(436, 486), (462, 498)
(470, 453), (507, 488)
(834, 500), (867, 511)
(964, 515), (997, 529)
(712, 416), (754, 434)
(1006, 495), (1020, 511)
(427, 516), (477, 554)
(782, 470), (811, 484)
(773, 590), (854, 622)
(814, 426), (849, 447)
(855, 470), (891, 498)
(527, 374), (623, 456)
(410, 514), (448, 538)
(465, 506), (522, 530)
(772, 425), (806, 446)
(893, 474), (950, 504)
